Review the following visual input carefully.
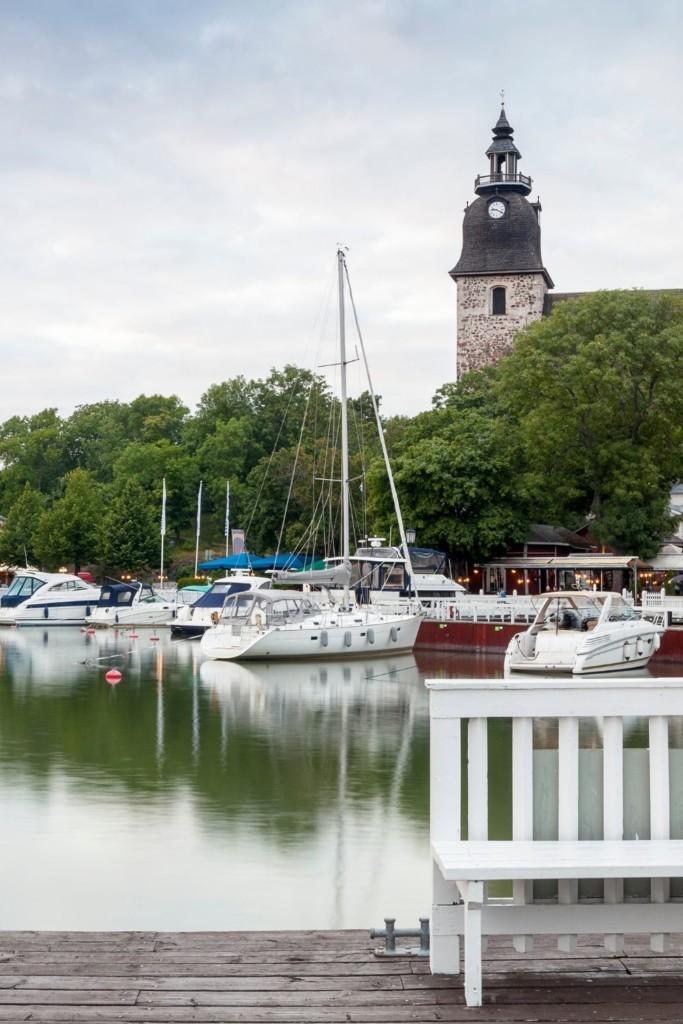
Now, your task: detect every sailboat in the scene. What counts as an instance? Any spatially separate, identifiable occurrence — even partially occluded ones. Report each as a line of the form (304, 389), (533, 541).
(199, 249), (423, 661)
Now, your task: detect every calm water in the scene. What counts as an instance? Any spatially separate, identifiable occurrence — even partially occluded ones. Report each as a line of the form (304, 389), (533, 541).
(0, 628), (678, 931)
(0, 627), (500, 930)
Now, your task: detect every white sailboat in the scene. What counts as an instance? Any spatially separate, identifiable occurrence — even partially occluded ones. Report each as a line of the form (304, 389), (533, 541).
(200, 249), (423, 662)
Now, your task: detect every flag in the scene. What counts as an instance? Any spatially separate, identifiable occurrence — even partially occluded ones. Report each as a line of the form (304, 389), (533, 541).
(160, 478), (167, 537)
(232, 529), (245, 555)
(224, 481), (230, 538)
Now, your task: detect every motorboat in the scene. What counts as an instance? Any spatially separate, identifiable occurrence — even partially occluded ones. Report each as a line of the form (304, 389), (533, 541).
(0, 570), (101, 626)
(324, 541), (463, 606)
(85, 580), (174, 627)
(171, 574), (270, 638)
(199, 588), (422, 661)
(200, 249), (422, 662)
(504, 591), (664, 675)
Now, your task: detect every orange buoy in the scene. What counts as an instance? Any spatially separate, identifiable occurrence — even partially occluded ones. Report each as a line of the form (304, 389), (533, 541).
(105, 669), (123, 685)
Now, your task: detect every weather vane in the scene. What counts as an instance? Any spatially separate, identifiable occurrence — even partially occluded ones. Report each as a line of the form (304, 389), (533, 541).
(500, 88), (505, 107)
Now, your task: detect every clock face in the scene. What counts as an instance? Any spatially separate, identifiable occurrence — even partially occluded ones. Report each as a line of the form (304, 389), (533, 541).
(488, 200), (506, 219)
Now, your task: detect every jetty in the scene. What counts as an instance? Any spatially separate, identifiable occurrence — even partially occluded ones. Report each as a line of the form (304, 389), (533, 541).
(0, 929), (681, 1021)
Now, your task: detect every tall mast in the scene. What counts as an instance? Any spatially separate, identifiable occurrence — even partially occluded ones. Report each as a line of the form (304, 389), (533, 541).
(338, 248), (351, 600)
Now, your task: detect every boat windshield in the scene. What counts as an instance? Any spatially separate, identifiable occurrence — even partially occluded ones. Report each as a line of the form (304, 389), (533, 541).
(537, 594), (605, 631)
(5, 576), (44, 599)
(606, 597), (637, 622)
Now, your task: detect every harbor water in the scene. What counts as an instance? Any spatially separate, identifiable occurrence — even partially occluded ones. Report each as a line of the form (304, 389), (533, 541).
(0, 628), (679, 930)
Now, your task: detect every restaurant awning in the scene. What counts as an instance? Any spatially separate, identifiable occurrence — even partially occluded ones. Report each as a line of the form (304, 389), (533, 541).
(482, 555), (644, 570)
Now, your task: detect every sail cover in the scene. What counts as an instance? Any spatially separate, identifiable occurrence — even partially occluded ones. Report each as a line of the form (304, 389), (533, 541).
(272, 563), (352, 588)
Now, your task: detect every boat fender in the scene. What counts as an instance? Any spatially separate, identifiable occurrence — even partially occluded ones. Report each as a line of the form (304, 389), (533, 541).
(653, 632), (661, 652)
(114, 613), (119, 625)
(44, 606), (49, 619)
(320, 630), (328, 647)
(211, 611), (220, 625)
(367, 628), (375, 644)
(623, 641), (631, 661)
(637, 638), (644, 658)
(86, 606), (91, 617)
(390, 626), (398, 642)
(344, 630), (352, 648)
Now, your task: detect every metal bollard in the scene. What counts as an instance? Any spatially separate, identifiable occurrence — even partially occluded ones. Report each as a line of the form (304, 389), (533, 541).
(370, 917), (430, 957)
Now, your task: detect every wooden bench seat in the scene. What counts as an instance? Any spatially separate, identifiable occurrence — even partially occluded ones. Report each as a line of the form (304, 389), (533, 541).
(434, 839), (683, 880)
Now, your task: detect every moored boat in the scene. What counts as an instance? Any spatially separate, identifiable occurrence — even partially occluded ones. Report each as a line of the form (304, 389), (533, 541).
(0, 570), (101, 626)
(504, 591), (665, 675)
(86, 580), (174, 627)
(171, 574), (270, 637)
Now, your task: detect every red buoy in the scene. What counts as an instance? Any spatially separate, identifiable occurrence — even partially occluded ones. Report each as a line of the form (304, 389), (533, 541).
(105, 669), (123, 685)
(128, 631), (139, 639)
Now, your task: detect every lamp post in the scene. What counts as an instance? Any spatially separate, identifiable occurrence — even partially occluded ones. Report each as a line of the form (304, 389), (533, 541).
(405, 527), (416, 546)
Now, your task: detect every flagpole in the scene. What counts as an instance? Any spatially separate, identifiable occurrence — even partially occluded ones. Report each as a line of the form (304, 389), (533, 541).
(194, 479), (203, 578)
(160, 477), (167, 587)
(225, 480), (230, 557)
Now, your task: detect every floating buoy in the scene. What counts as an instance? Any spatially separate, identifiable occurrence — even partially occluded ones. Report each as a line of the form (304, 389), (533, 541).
(128, 631), (139, 639)
(105, 669), (123, 685)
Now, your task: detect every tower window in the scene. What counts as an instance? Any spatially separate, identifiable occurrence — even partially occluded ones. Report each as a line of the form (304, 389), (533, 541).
(491, 286), (507, 315)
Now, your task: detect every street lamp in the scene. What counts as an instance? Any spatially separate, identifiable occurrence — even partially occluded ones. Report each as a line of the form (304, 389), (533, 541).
(405, 526), (416, 545)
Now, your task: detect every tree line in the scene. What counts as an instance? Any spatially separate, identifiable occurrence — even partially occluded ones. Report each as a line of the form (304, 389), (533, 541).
(1, 291), (681, 576)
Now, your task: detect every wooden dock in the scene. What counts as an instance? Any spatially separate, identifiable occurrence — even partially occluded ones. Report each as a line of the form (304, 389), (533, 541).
(0, 930), (681, 1022)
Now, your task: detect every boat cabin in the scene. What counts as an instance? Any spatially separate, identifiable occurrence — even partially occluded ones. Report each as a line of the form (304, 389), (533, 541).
(190, 575), (270, 610)
(218, 589), (322, 626)
(95, 581), (162, 608)
(0, 573), (92, 608)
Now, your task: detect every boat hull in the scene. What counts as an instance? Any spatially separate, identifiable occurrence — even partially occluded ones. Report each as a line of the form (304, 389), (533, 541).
(86, 606), (174, 628)
(0, 599), (99, 626)
(200, 613), (422, 661)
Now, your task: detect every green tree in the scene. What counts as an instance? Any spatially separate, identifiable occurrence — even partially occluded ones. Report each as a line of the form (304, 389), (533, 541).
(0, 409), (67, 507)
(497, 290), (683, 556)
(34, 469), (104, 571)
(102, 479), (159, 574)
(0, 484), (45, 566)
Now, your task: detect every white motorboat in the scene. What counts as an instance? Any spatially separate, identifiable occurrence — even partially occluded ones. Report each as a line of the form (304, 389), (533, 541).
(86, 580), (174, 627)
(0, 570), (100, 626)
(200, 249), (422, 662)
(504, 591), (664, 675)
(200, 589), (422, 661)
(171, 574), (270, 638)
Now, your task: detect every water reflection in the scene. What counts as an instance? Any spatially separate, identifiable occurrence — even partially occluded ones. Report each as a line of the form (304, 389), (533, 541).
(0, 628), (454, 930)
(0, 627), (678, 930)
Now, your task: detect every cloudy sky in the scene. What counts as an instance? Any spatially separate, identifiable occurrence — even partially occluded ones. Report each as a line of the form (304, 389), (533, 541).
(1, 0), (681, 419)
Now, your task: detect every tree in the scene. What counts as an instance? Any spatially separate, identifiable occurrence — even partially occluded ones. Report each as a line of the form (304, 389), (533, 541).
(34, 469), (104, 571)
(0, 484), (45, 566)
(497, 290), (683, 556)
(101, 479), (159, 574)
(0, 409), (67, 507)
(367, 371), (528, 559)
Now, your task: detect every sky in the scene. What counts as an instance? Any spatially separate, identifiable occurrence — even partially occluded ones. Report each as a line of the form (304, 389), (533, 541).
(1, 0), (682, 420)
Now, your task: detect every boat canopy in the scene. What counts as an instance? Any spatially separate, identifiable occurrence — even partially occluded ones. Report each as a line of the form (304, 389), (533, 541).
(198, 552), (310, 572)
(96, 582), (139, 608)
(219, 589), (322, 624)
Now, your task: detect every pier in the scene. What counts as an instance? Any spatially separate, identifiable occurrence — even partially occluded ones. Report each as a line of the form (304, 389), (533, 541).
(0, 929), (681, 1021)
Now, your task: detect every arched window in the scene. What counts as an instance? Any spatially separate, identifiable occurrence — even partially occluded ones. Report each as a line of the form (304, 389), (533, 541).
(491, 286), (506, 316)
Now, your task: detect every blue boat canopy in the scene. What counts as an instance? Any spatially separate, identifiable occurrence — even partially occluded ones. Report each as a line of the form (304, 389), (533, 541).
(197, 552), (310, 572)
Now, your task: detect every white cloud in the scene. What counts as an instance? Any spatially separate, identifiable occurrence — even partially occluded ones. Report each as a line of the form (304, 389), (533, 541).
(0, 0), (681, 420)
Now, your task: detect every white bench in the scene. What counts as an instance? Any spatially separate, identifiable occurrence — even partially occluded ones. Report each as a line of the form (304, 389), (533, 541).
(427, 676), (683, 1007)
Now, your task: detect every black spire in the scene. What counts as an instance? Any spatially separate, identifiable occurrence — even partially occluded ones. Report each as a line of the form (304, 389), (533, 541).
(492, 104), (513, 137)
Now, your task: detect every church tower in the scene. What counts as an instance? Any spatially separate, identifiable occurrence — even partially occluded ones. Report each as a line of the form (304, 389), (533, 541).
(450, 103), (553, 376)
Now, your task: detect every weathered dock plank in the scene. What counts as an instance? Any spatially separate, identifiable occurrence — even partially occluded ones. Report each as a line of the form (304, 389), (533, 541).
(0, 930), (681, 1023)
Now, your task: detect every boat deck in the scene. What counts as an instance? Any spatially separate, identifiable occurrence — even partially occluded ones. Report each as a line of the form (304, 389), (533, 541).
(0, 929), (682, 1022)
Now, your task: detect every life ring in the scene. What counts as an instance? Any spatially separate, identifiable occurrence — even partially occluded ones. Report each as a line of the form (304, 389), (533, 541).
(210, 611), (220, 625)
(251, 607), (266, 629)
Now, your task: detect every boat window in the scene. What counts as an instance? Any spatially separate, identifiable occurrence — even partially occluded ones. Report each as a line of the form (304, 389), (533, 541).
(222, 594), (254, 619)
(9, 577), (44, 597)
(270, 600), (291, 620)
(383, 566), (404, 589)
(48, 582), (69, 591)
(116, 591), (134, 606)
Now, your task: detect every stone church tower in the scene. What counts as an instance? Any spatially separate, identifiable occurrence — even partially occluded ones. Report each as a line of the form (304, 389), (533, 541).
(450, 105), (553, 376)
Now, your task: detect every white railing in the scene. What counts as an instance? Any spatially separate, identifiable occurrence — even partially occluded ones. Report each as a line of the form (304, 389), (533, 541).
(370, 593), (540, 624)
(641, 590), (683, 621)
(427, 676), (683, 1006)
